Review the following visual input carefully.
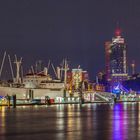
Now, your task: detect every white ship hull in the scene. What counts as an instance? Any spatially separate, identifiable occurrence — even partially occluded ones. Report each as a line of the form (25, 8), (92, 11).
(0, 86), (65, 99)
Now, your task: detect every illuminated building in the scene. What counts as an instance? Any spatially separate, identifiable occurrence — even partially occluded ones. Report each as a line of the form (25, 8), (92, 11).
(95, 72), (107, 91)
(105, 28), (128, 90)
(67, 71), (72, 83)
(72, 69), (83, 89)
(66, 69), (89, 91)
(94, 84), (105, 92)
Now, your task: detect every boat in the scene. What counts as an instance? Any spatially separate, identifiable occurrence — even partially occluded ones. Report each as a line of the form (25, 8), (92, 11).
(0, 52), (69, 102)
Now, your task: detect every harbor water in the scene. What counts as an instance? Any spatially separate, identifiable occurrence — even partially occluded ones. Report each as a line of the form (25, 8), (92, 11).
(0, 103), (140, 140)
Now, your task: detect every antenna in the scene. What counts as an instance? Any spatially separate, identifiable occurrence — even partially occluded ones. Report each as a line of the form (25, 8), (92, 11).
(116, 21), (120, 28)
(131, 60), (136, 75)
(115, 21), (121, 36)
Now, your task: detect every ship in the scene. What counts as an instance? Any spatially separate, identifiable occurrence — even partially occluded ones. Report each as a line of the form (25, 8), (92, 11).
(0, 52), (69, 102)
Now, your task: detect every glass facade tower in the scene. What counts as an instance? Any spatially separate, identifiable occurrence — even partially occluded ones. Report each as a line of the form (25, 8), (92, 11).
(105, 29), (128, 90)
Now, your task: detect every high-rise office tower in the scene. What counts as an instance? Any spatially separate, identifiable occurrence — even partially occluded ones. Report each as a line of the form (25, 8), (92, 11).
(105, 28), (128, 88)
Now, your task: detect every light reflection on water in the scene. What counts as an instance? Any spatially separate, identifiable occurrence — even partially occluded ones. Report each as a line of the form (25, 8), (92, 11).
(138, 103), (140, 139)
(0, 107), (6, 136)
(112, 104), (126, 140)
(0, 103), (140, 140)
(112, 103), (140, 140)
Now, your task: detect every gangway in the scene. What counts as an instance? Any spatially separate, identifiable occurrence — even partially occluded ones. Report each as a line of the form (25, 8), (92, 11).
(94, 92), (114, 102)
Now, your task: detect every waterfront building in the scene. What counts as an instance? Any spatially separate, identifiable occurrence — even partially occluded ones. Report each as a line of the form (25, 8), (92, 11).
(67, 68), (89, 91)
(105, 28), (128, 91)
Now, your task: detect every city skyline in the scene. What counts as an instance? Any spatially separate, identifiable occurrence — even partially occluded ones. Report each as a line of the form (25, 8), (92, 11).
(0, 0), (140, 79)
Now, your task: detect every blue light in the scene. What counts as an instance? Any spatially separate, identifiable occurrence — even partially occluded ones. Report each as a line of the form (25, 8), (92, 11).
(112, 83), (129, 94)
(112, 84), (121, 94)
(0, 96), (4, 99)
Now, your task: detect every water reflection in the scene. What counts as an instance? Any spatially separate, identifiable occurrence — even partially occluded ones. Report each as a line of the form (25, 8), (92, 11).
(138, 103), (140, 140)
(112, 103), (140, 140)
(0, 107), (6, 135)
(0, 103), (140, 140)
(112, 104), (126, 140)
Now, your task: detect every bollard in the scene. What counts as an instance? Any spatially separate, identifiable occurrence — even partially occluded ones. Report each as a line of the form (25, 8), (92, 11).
(81, 98), (84, 104)
(7, 95), (10, 108)
(114, 97), (117, 103)
(45, 96), (50, 105)
(12, 95), (16, 108)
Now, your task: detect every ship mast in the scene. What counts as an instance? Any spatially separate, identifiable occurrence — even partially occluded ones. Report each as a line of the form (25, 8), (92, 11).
(61, 59), (69, 89)
(0, 51), (6, 78)
(8, 54), (14, 82)
(64, 59), (68, 88)
(51, 63), (58, 79)
(14, 55), (22, 84)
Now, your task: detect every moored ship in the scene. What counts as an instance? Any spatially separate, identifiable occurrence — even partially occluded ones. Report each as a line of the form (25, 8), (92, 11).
(0, 52), (68, 102)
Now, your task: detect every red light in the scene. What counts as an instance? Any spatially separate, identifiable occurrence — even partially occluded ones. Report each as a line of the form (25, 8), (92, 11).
(115, 28), (121, 36)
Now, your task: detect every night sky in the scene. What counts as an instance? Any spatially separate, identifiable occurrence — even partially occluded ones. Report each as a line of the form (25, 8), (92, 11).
(0, 0), (140, 80)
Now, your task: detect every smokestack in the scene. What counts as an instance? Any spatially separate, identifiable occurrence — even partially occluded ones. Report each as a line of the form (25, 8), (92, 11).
(44, 67), (48, 76)
(57, 67), (61, 79)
